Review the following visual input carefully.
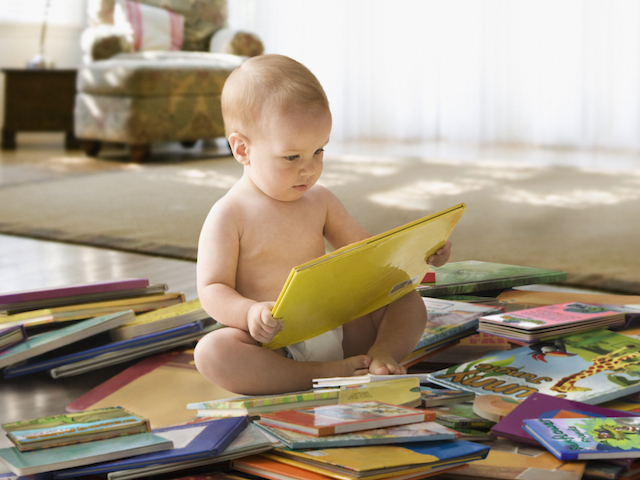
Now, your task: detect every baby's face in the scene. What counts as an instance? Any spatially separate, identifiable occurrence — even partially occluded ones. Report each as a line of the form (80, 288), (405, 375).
(245, 110), (331, 202)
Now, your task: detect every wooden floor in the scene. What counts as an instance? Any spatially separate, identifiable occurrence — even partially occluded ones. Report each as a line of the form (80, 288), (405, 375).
(1, 133), (638, 427)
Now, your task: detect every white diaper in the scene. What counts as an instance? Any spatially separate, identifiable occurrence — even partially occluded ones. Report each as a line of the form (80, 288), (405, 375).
(284, 326), (344, 362)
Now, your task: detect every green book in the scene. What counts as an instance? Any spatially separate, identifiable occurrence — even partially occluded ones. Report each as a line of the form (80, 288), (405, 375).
(418, 260), (567, 298)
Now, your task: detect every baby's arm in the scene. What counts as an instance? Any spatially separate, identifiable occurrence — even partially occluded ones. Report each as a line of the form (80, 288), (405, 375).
(196, 203), (282, 343)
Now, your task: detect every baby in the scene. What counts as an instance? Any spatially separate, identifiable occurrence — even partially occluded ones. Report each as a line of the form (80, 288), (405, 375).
(194, 54), (451, 395)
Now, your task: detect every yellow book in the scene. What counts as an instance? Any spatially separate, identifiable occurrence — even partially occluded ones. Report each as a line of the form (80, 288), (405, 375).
(266, 203), (466, 350)
(338, 377), (421, 408)
(111, 298), (210, 341)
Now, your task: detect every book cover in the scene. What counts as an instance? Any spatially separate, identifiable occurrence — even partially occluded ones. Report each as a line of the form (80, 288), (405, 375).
(419, 387), (475, 407)
(258, 402), (433, 437)
(478, 302), (626, 342)
(3, 321), (206, 379)
(0, 326), (27, 353)
(313, 373), (431, 388)
(254, 420), (459, 449)
(490, 392), (640, 445)
(187, 389), (341, 418)
(110, 298), (210, 341)
(2, 407), (150, 452)
(264, 439), (490, 479)
(429, 402), (495, 430)
(497, 290), (640, 310)
(418, 260), (567, 298)
(523, 416), (640, 460)
(65, 349), (235, 429)
(266, 203), (466, 350)
(472, 394), (521, 423)
(426, 328), (640, 405)
(54, 416), (248, 478)
(0, 432), (172, 476)
(337, 377), (421, 408)
(0, 310), (135, 369)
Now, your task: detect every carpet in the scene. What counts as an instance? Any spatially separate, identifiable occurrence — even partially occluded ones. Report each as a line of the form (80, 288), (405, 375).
(1, 155), (639, 294)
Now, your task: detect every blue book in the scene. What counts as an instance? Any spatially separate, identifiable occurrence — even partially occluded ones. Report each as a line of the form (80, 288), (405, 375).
(0, 325), (27, 353)
(3, 321), (204, 378)
(523, 416), (640, 460)
(54, 416), (249, 478)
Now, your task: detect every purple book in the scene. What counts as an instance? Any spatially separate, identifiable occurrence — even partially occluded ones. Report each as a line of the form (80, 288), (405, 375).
(490, 392), (640, 445)
(0, 279), (150, 305)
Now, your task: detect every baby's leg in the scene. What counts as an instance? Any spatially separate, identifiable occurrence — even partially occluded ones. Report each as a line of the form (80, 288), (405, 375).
(194, 327), (371, 395)
(343, 290), (427, 375)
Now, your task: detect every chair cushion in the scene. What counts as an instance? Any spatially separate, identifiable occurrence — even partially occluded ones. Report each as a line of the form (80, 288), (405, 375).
(77, 51), (243, 97)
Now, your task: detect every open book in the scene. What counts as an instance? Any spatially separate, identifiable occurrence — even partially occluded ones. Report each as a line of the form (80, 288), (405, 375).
(265, 203), (466, 350)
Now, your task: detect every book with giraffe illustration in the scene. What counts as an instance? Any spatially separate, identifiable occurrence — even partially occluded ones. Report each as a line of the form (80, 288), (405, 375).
(426, 328), (640, 405)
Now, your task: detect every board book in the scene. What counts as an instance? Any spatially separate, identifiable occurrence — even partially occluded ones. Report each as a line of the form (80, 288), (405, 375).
(523, 416), (640, 460)
(257, 401), (433, 437)
(426, 328), (640, 405)
(417, 260), (567, 298)
(254, 420), (459, 449)
(490, 392), (640, 446)
(265, 203), (466, 350)
(1, 406), (150, 452)
(420, 387), (475, 407)
(429, 402), (496, 430)
(478, 302), (626, 342)
(0, 325), (26, 353)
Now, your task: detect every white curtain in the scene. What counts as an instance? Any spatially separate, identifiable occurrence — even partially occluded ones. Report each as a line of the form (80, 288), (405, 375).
(228, 0), (640, 151)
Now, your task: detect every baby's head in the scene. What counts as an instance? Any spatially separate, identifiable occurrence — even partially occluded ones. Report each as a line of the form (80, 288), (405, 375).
(221, 54), (330, 140)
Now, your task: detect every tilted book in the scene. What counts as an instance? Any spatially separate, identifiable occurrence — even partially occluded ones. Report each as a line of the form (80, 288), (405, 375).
(258, 401), (434, 437)
(523, 416), (640, 460)
(0, 325), (27, 353)
(426, 328), (640, 405)
(265, 203), (466, 350)
(2, 406), (150, 452)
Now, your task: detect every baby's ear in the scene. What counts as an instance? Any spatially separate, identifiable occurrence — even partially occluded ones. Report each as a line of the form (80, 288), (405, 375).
(228, 133), (250, 165)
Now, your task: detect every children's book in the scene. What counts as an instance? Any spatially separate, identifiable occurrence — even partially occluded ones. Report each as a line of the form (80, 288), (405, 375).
(523, 416), (640, 460)
(257, 401), (434, 437)
(53, 416), (249, 479)
(497, 289), (640, 310)
(426, 328), (640, 405)
(419, 387), (475, 407)
(429, 402), (496, 430)
(0, 293), (185, 331)
(2, 407), (150, 452)
(3, 321), (208, 378)
(478, 302), (626, 342)
(0, 326), (26, 353)
(254, 420), (459, 449)
(110, 298), (210, 341)
(490, 392), (640, 446)
(472, 394), (521, 423)
(417, 260), (567, 298)
(0, 431), (172, 476)
(263, 439), (490, 480)
(66, 349), (235, 429)
(0, 310), (135, 369)
(337, 377), (422, 408)
(265, 203), (466, 350)
(312, 373), (431, 388)
(187, 389), (341, 418)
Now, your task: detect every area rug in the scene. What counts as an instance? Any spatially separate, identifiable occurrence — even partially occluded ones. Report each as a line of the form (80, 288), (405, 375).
(1, 155), (639, 294)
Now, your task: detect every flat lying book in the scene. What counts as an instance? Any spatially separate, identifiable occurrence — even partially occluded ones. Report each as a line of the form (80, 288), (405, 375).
(420, 387), (475, 407)
(478, 302), (626, 342)
(313, 373), (431, 388)
(265, 203), (466, 350)
(0, 325), (26, 353)
(258, 401), (434, 437)
(523, 416), (640, 460)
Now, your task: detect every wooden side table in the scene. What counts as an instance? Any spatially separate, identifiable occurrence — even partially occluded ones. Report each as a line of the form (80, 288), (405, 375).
(1, 68), (79, 149)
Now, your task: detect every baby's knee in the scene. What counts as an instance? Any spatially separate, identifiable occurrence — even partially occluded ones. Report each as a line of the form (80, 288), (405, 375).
(194, 328), (240, 380)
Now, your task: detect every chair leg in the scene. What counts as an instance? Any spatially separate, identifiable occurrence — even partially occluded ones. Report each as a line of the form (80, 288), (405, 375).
(81, 140), (102, 157)
(129, 144), (151, 162)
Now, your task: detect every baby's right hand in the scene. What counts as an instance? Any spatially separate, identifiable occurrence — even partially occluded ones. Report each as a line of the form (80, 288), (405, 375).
(247, 302), (283, 344)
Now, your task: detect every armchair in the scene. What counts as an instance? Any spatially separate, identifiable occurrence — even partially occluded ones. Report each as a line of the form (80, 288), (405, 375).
(75, 0), (263, 161)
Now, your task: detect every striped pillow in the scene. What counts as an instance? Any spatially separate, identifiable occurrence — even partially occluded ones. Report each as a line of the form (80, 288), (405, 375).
(115, 0), (184, 52)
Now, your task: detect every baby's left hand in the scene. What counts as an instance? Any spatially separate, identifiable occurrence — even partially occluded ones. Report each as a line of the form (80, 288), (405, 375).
(427, 240), (452, 267)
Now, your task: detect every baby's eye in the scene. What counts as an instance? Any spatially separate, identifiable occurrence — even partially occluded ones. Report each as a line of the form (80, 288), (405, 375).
(285, 155), (299, 161)
(314, 149), (325, 155)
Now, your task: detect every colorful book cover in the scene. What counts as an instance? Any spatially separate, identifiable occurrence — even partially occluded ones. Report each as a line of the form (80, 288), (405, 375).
(264, 439), (490, 479)
(0, 311), (135, 369)
(420, 387), (475, 407)
(254, 420), (459, 449)
(478, 302), (626, 342)
(2, 407), (150, 452)
(258, 402), (434, 437)
(426, 328), (640, 405)
(266, 203), (466, 350)
(523, 416), (640, 460)
(0, 432), (172, 476)
(490, 392), (640, 445)
(54, 416), (248, 478)
(418, 260), (567, 298)
(429, 402), (495, 430)
(338, 377), (421, 407)
(0, 325), (27, 353)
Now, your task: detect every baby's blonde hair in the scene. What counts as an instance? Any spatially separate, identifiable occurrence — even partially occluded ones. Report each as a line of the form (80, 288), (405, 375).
(221, 54), (330, 138)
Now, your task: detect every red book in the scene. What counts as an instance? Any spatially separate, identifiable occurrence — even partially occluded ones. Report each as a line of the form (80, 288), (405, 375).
(258, 401), (434, 437)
